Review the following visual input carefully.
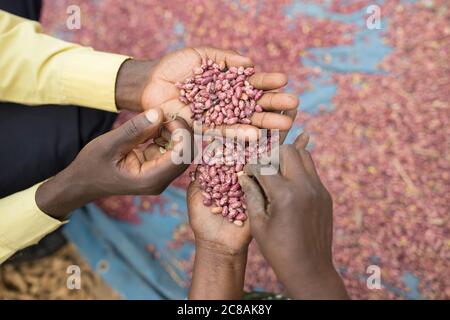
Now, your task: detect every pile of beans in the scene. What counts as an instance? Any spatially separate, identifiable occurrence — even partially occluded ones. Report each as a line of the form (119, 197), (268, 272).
(197, 162), (247, 225)
(176, 59), (263, 126)
(177, 59), (265, 225)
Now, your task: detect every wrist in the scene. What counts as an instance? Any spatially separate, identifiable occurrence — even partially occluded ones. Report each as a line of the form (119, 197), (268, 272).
(195, 238), (249, 258)
(190, 241), (248, 300)
(115, 59), (155, 112)
(35, 168), (91, 221)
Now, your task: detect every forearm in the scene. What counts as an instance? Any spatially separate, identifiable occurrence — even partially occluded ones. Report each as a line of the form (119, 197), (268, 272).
(189, 243), (248, 300)
(277, 263), (349, 300)
(291, 270), (349, 300)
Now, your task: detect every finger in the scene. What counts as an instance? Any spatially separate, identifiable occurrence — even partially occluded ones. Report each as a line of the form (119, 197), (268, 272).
(237, 173), (268, 235)
(164, 115), (192, 135)
(298, 149), (323, 186)
(156, 99), (257, 143)
(108, 108), (163, 155)
(195, 47), (253, 67)
(162, 97), (287, 139)
(293, 132), (310, 150)
(141, 145), (190, 187)
(249, 72), (288, 90)
(155, 98), (192, 126)
(143, 144), (162, 161)
(160, 128), (172, 142)
(152, 100), (196, 153)
(187, 178), (202, 201)
(201, 123), (260, 141)
(278, 145), (305, 178)
(168, 117), (195, 164)
(257, 92), (299, 111)
(250, 112), (293, 130)
(162, 99), (288, 140)
(244, 163), (284, 198)
(140, 118), (193, 183)
(158, 118), (193, 162)
(154, 127), (173, 147)
(224, 52), (253, 68)
(280, 108), (298, 143)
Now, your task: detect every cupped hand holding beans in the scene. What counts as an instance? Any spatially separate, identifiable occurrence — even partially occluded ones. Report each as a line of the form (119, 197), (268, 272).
(35, 108), (192, 221)
(187, 172), (251, 299)
(237, 133), (349, 300)
(136, 47), (298, 138)
(187, 173), (252, 256)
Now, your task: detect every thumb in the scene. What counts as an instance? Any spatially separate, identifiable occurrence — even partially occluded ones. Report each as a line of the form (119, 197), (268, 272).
(187, 174), (201, 202)
(110, 108), (163, 154)
(237, 172), (267, 236)
(294, 131), (310, 151)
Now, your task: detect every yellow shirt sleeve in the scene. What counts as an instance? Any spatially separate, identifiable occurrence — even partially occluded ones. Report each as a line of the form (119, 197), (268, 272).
(0, 10), (130, 264)
(0, 182), (66, 264)
(0, 10), (129, 112)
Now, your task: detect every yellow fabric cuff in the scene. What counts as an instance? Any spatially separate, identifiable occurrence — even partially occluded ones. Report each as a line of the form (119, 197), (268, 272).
(0, 182), (66, 264)
(57, 50), (129, 113)
(0, 10), (129, 111)
(0, 247), (13, 265)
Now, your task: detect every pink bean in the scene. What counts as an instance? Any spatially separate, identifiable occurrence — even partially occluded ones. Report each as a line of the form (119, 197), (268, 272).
(229, 191), (243, 198)
(202, 192), (211, 200)
(235, 213), (247, 221)
(254, 90), (264, 101)
(228, 209), (238, 218)
(222, 206), (229, 217)
(232, 95), (239, 107)
(229, 202), (242, 209)
(230, 183), (240, 192)
(228, 117), (239, 124)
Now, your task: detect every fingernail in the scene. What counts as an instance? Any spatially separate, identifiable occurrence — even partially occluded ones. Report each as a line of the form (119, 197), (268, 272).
(237, 174), (247, 188)
(145, 109), (160, 123)
(211, 207), (222, 214)
(233, 220), (244, 227)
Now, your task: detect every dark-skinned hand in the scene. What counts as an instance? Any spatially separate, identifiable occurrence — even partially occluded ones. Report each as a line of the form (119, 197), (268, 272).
(185, 109), (297, 300)
(187, 173), (251, 300)
(237, 132), (349, 299)
(116, 47), (299, 138)
(36, 108), (192, 220)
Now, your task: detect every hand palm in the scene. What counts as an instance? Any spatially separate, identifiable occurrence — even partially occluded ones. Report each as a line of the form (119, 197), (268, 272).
(142, 48), (236, 125)
(187, 180), (252, 253)
(141, 47), (298, 133)
(106, 116), (189, 194)
(118, 144), (166, 177)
